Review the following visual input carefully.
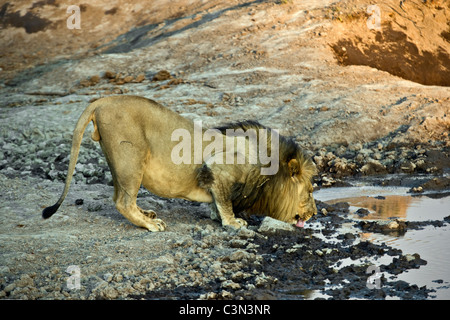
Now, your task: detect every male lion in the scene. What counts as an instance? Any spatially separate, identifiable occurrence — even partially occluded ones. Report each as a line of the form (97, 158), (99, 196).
(42, 95), (317, 231)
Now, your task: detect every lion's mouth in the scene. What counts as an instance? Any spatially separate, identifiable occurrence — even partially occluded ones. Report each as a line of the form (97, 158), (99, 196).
(295, 220), (305, 228)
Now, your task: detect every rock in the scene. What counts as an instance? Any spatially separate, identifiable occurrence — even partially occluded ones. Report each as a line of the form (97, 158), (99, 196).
(355, 208), (370, 217)
(79, 75), (100, 87)
(104, 71), (116, 79)
(400, 161), (416, 173)
(229, 249), (251, 262)
(134, 74), (145, 83)
(0, 266), (11, 275)
(90, 75), (100, 84)
(16, 274), (34, 288)
(358, 219), (407, 234)
(360, 159), (387, 175)
(404, 254), (416, 262)
(349, 142), (362, 152)
(236, 227), (256, 239)
(152, 70), (172, 81)
(221, 280), (241, 290)
(4, 283), (16, 293)
(123, 75), (134, 83)
(330, 157), (357, 178)
(387, 220), (399, 229)
(414, 177), (450, 192)
(400, 253), (427, 268)
(230, 239), (247, 248)
(257, 217), (296, 233)
(103, 273), (114, 282)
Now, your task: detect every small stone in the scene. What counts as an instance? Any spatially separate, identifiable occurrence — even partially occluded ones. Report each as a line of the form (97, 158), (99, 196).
(355, 208), (370, 217)
(123, 75), (133, 83)
(221, 280), (241, 290)
(4, 283), (15, 293)
(344, 232), (356, 239)
(152, 70), (172, 81)
(411, 186), (423, 193)
(16, 274), (34, 288)
(134, 74), (145, 83)
(405, 254), (416, 262)
(220, 290), (233, 299)
(229, 250), (250, 262)
(360, 159), (387, 175)
(387, 221), (399, 229)
(237, 227), (256, 239)
(103, 273), (113, 282)
(90, 75), (100, 84)
(104, 71), (116, 79)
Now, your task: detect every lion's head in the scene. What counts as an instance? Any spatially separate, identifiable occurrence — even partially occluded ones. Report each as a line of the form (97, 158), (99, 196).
(219, 121), (317, 227)
(278, 156), (317, 227)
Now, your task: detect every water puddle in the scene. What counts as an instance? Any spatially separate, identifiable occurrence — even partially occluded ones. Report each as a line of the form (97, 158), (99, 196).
(314, 184), (450, 299)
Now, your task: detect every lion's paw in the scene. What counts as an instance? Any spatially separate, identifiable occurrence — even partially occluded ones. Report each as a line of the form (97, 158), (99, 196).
(223, 218), (248, 229)
(145, 218), (166, 232)
(236, 218), (248, 227)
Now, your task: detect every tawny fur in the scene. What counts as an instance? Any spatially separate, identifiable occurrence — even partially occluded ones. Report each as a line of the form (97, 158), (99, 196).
(43, 95), (317, 231)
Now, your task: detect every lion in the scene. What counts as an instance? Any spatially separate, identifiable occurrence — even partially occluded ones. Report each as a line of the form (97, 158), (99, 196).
(42, 95), (317, 231)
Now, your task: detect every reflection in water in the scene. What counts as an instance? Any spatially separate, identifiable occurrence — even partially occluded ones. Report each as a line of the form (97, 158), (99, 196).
(315, 186), (450, 299)
(315, 186), (450, 222)
(326, 195), (416, 220)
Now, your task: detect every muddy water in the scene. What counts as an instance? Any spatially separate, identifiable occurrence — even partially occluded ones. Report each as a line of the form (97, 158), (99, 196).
(314, 184), (450, 299)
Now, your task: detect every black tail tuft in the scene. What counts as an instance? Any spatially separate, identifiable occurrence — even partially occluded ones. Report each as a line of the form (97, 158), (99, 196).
(42, 203), (61, 219)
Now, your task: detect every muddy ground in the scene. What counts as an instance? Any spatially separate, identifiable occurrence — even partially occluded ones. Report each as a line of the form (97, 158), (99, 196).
(0, 0), (449, 300)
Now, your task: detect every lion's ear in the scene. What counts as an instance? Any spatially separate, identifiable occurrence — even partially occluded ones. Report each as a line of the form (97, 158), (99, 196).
(288, 159), (300, 177)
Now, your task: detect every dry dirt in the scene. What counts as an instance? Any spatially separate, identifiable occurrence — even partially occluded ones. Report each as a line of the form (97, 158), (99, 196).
(0, 0), (449, 301)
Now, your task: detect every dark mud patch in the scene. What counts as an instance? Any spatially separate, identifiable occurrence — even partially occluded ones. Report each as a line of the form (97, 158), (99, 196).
(131, 201), (435, 300)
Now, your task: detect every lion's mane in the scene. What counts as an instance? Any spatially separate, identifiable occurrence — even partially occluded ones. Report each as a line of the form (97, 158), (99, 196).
(199, 120), (316, 222)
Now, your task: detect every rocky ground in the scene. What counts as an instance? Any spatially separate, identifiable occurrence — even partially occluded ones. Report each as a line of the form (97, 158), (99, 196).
(1, 171), (447, 300)
(0, 0), (449, 300)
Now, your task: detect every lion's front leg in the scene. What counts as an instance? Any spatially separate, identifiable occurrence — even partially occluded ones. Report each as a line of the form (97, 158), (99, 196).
(216, 202), (248, 229)
(200, 160), (247, 229)
(210, 183), (247, 229)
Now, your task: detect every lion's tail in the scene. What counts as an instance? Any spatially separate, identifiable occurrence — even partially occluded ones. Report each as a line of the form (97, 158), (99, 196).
(42, 99), (101, 219)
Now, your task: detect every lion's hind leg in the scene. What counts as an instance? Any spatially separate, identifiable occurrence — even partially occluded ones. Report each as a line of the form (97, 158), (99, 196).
(101, 141), (165, 231)
(112, 168), (165, 231)
(114, 189), (166, 231)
